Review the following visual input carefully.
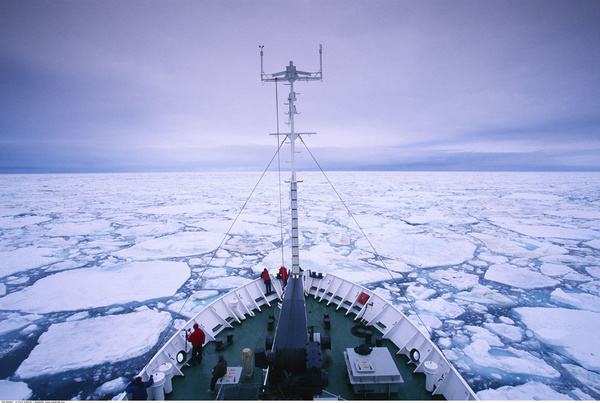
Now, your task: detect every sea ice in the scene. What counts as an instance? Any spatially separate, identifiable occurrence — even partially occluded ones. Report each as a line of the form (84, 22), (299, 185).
(455, 284), (513, 305)
(44, 220), (113, 237)
(0, 380), (32, 399)
(587, 267), (600, 279)
(93, 377), (128, 398)
(415, 297), (464, 319)
(0, 313), (40, 336)
(562, 363), (600, 395)
(477, 381), (570, 400)
(490, 216), (598, 240)
(0, 215), (51, 229)
(374, 233), (476, 268)
(551, 288), (600, 313)
(540, 263), (573, 277)
(15, 310), (171, 378)
(203, 276), (252, 290)
(429, 269), (479, 290)
(484, 322), (523, 342)
(0, 246), (63, 278)
(516, 307), (600, 371)
(114, 231), (223, 260)
(463, 339), (559, 378)
(586, 239), (600, 250)
(484, 263), (559, 289)
(0, 283), (5, 296)
(0, 261), (189, 313)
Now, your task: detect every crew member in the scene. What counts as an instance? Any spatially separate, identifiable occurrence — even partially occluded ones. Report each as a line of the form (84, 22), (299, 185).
(186, 323), (206, 365)
(210, 355), (228, 392)
(261, 268), (272, 294)
(278, 265), (289, 288)
(125, 375), (154, 400)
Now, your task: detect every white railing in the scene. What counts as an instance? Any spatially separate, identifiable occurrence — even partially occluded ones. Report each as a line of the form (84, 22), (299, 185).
(304, 272), (478, 400)
(117, 272), (477, 400)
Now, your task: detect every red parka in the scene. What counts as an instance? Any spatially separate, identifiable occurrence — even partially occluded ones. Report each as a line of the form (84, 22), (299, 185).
(279, 266), (289, 281)
(187, 326), (205, 347)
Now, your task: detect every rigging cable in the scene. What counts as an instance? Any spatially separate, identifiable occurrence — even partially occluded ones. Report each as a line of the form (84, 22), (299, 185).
(298, 135), (436, 340)
(163, 135), (289, 336)
(275, 78), (285, 267)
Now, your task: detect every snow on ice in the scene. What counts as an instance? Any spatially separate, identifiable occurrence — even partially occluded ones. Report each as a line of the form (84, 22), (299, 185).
(0, 380), (32, 399)
(477, 381), (571, 400)
(114, 231), (223, 259)
(15, 310), (171, 378)
(484, 263), (559, 289)
(516, 307), (600, 372)
(0, 247), (63, 278)
(1, 171), (599, 400)
(0, 261), (190, 313)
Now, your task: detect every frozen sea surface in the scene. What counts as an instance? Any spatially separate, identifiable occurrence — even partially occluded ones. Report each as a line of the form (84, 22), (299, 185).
(0, 171), (599, 399)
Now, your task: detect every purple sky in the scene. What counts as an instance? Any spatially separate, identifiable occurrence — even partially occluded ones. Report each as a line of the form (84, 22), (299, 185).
(1, 0), (600, 172)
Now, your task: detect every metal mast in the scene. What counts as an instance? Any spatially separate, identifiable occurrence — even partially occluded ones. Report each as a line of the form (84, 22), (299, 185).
(260, 45), (323, 275)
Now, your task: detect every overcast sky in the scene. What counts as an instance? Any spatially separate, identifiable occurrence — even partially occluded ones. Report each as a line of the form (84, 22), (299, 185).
(1, 0), (600, 172)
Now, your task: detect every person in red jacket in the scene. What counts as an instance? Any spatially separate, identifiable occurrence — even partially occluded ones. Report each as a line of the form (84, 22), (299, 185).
(278, 265), (289, 288)
(261, 268), (272, 294)
(186, 323), (206, 365)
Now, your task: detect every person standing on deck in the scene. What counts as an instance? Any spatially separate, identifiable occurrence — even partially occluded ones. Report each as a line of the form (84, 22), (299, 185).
(278, 265), (289, 288)
(186, 323), (205, 365)
(209, 355), (228, 392)
(261, 268), (272, 294)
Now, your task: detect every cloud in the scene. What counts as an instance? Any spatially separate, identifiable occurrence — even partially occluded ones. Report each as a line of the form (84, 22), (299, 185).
(1, 0), (599, 172)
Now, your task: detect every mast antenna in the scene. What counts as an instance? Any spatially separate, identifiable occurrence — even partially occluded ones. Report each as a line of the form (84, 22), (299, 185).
(260, 45), (323, 275)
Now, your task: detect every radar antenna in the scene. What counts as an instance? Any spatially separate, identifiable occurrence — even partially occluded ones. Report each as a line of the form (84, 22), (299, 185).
(259, 45), (323, 275)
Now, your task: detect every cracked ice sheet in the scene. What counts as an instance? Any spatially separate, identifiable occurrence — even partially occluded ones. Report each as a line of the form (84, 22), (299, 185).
(0, 313), (41, 336)
(16, 310), (171, 378)
(43, 220), (113, 237)
(463, 339), (560, 378)
(551, 288), (600, 313)
(484, 263), (559, 289)
(477, 381), (571, 400)
(114, 231), (223, 259)
(363, 232), (476, 268)
(516, 307), (600, 372)
(0, 215), (51, 229)
(0, 261), (189, 313)
(489, 216), (598, 240)
(0, 380), (32, 400)
(0, 247), (64, 278)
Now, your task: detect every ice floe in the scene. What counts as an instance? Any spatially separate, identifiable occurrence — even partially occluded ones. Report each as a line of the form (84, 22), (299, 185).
(463, 339), (560, 378)
(16, 310), (171, 378)
(0, 246), (63, 278)
(44, 220), (113, 237)
(93, 377), (128, 398)
(483, 322), (523, 342)
(516, 307), (600, 371)
(0, 379), (32, 399)
(415, 297), (464, 318)
(114, 231), (223, 259)
(562, 363), (600, 395)
(477, 381), (570, 400)
(203, 276), (252, 290)
(0, 261), (189, 313)
(585, 239), (600, 250)
(0, 313), (40, 336)
(551, 288), (600, 313)
(484, 263), (559, 289)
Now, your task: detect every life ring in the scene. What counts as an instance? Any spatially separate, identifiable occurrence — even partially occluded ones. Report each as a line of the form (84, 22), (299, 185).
(409, 348), (420, 362)
(176, 350), (187, 364)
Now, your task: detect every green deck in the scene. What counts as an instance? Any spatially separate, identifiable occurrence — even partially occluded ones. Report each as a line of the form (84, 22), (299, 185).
(167, 296), (442, 400)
